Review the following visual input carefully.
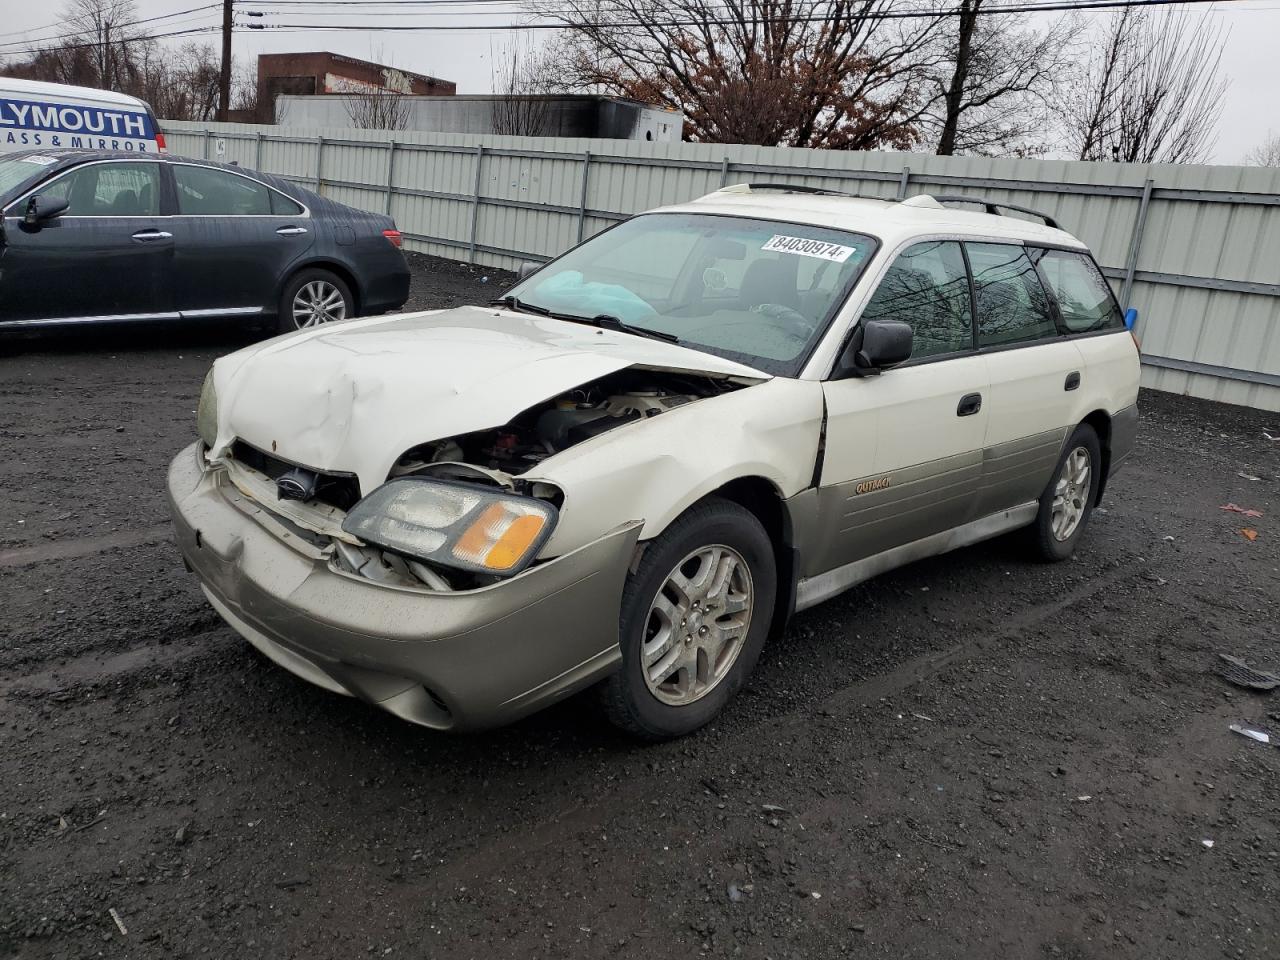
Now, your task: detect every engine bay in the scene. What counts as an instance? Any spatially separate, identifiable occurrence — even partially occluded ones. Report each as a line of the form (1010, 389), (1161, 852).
(389, 369), (742, 479)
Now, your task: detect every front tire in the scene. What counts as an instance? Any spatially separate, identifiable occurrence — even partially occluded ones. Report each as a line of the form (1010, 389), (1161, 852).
(277, 269), (354, 334)
(601, 497), (776, 740)
(1031, 423), (1102, 561)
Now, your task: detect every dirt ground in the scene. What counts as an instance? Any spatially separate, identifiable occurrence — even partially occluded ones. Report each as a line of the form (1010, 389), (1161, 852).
(2, 252), (1278, 960)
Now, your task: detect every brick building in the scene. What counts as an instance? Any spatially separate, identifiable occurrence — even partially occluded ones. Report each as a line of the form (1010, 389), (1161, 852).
(236, 52), (455, 123)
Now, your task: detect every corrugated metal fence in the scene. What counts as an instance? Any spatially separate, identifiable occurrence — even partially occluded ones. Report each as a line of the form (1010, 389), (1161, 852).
(164, 119), (1280, 412)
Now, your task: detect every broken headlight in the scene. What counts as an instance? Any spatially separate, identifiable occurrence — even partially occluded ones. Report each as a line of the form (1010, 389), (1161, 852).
(196, 369), (218, 448)
(341, 479), (557, 577)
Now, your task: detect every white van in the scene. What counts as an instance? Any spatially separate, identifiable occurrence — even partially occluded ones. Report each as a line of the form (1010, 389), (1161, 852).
(0, 78), (165, 155)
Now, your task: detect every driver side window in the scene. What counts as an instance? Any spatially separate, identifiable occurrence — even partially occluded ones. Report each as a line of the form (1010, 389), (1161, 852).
(860, 241), (973, 359)
(39, 162), (161, 217)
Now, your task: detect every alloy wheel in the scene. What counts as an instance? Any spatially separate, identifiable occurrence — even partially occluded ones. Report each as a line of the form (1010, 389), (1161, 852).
(1051, 446), (1091, 541)
(291, 280), (347, 328)
(640, 544), (754, 706)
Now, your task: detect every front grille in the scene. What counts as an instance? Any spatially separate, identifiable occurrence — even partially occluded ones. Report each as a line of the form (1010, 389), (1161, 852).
(230, 440), (362, 511)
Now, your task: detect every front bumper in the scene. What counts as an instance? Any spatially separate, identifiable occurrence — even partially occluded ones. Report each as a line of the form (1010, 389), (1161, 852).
(167, 442), (640, 731)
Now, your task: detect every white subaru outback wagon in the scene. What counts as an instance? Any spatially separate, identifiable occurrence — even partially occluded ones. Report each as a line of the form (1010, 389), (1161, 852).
(169, 185), (1140, 739)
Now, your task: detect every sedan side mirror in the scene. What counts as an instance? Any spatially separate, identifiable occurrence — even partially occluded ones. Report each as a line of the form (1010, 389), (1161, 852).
(836, 319), (914, 378)
(517, 261), (540, 281)
(23, 195), (70, 227)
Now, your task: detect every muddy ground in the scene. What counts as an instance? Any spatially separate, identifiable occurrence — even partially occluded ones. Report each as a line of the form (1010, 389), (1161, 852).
(2, 252), (1278, 960)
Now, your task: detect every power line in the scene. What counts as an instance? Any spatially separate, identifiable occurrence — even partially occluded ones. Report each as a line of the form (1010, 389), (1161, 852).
(0, 25), (220, 59)
(242, 0), (528, 5)
(0, 0), (1260, 58)
(247, 0), (1259, 31)
(0, 3), (221, 49)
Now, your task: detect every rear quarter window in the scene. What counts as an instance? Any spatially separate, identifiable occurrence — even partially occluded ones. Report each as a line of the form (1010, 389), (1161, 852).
(269, 189), (304, 216)
(1036, 249), (1125, 334)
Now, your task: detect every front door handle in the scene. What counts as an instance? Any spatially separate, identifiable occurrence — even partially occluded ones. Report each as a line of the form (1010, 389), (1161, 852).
(131, 229), (172, 242)
(957, 392), (983, 417)
(1064, 371), (1081, 391)
(276, 226), (308, 236)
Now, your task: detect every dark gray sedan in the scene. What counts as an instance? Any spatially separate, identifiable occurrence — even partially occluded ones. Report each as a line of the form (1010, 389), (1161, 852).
(0, 149), (409, 332)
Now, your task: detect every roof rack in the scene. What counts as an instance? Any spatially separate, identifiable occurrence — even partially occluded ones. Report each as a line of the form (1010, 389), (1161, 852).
(719, 182), (860, 199)
(927, 194), (1060, 230)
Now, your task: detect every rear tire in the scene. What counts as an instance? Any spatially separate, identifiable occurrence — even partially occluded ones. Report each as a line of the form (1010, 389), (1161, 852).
(601, 497), (776, 740)
(277, 269), (354, 334)
(1031, 423), (1101, 561)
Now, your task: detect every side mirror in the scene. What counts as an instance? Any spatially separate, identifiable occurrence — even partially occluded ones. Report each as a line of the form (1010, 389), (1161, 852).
(1123, 307), (1138, 330)
(517, 261), (540, 281)
(23, 195), (69, 227)
(837, 319), (913, 377)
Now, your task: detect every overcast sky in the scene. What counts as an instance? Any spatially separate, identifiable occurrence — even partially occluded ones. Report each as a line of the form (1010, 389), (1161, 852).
(2, 0), (1276, 163)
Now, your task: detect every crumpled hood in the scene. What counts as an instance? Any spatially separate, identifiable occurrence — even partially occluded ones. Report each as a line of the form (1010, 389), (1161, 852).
(209, 305), (767, 497)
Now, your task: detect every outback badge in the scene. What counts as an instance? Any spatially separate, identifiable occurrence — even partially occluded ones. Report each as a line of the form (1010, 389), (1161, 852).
(854, 475), (892, 495)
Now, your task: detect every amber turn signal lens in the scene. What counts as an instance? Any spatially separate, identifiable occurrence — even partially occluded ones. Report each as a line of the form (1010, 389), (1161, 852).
(452, 502), (548, 573)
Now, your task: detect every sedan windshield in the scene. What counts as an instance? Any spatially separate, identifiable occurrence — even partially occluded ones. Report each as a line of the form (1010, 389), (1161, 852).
(0, 154), (58, 203)
(505, 213), (876, 375)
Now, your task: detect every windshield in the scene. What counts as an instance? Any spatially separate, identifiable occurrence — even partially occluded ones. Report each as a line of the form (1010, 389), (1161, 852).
(505, 213), (877, 375)
(0, 154), (59, 205)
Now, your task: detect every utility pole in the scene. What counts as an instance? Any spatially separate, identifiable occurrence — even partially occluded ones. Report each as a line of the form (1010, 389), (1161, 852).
(217, 0), (232, 121)
(103, 20), (111, 90)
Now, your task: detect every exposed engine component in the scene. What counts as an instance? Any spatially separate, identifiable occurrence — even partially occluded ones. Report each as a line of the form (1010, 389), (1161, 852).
(392, 370), (738, 478)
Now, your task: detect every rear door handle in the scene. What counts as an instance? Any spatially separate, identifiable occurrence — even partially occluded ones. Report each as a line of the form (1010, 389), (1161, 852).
(276, 226), (308, 236)
(131, 229), (172, 242)
(1064, 371), (1081, 391)
(957, 392), (983, 417)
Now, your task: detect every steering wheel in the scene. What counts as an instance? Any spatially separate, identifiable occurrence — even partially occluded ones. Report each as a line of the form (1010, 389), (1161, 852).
(751, 302), (814, 340)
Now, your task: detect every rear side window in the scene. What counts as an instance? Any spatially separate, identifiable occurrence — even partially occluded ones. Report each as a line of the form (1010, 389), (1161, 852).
(1036, 249), (1124, 333)
(967, 242), (1058, 348)
(39, 162), (161, 216)
(174, 165), (271, 216)
(860, 240), (973, 358)
(270, 189), (304, 216)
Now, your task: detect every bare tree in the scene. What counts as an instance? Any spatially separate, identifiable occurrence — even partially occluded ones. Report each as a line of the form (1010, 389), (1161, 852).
(231, 59), (265, 121)
(490, 40), (559, 136)
(134, 42), (221, 121)
(344, 88), (411, 130)
(1064, 8), (1227, 164)
(3, 0), (144, 90)
(1243, 132), (1280, 167)
(928, 0), (1077, 156)
(0, 0), (250, 121)
(338, 48), (413, 130)
(61, 0), (141, 90)
(533, 0), (945, 150)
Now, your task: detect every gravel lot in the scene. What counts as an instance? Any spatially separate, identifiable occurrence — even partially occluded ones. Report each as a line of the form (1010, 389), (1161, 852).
(2, 252), (1279, 959)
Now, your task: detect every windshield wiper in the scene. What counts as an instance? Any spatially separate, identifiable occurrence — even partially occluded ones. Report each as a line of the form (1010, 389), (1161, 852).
(490, 294), (551, 316)
(577, 313), (681, 344)
(491, 296), (680, 344)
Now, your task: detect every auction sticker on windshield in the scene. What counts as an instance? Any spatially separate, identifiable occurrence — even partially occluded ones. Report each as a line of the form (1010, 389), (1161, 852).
(762, 234), (857, 262)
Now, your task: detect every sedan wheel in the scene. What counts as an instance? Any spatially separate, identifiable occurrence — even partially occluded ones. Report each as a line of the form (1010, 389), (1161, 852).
(641, 544), (754, 706)
(278, 269), (355, 334)
(292, 279), (347, 327)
